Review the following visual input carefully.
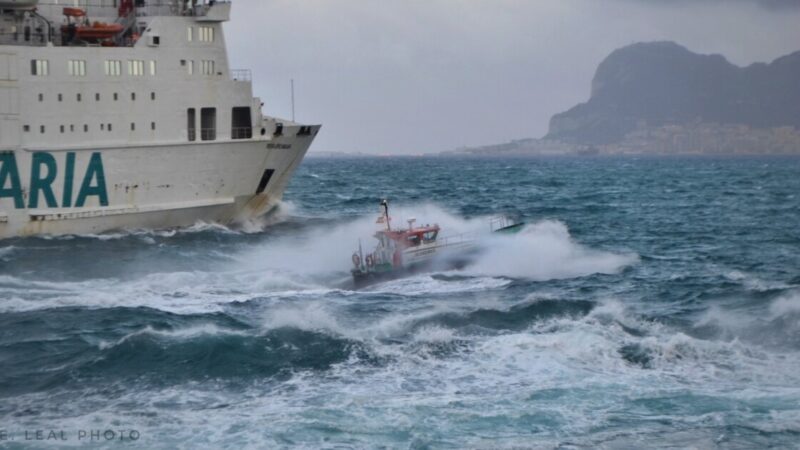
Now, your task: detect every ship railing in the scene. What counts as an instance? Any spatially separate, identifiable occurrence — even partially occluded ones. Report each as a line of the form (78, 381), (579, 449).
(231, 127), (253, 139)
(135, 1), (183, 17)
(437, 232), (477, 248)
(0, 31), (50, 47)
(230, 69), (252, 82)
(122, 0), (235, 17)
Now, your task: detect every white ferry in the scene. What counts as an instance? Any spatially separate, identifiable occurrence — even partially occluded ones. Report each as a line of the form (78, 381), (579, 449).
(0, 0), (320, 238)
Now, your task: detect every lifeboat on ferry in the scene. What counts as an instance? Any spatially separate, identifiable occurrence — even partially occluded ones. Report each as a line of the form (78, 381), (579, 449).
(0, 0), (39, 10)
(74, 22), (124, 40)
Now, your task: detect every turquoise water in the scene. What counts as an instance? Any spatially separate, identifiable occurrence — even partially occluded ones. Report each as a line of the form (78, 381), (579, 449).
(1, 156), (799, 448)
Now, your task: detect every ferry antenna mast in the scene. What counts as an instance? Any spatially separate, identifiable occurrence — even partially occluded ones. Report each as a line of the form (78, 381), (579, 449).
(291, 79), (295, 122)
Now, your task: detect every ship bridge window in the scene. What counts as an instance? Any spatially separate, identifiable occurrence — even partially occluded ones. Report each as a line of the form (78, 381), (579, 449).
(128, 60), (145, 76)
(187, 108), (196, 141)
(201, 107), (217, 141)
(231, 107), (252, 139)
(30, 59), (49, 76)
(198, 26), (214, 42)
(201, 60), (215, 76)
(68, 60), (86, 77)
(181, 59), (195, 75)
(105, 60), (122, 77)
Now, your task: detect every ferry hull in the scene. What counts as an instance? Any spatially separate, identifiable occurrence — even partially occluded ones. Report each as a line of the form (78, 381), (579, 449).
(0, 130), (318, 238)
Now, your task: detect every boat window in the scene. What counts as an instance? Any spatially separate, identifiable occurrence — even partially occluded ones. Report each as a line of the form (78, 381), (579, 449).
(187, 108), (196, 141)
(423, 231), (438, 242)
(101, 124), (105, 131)
(70, 125), (75, 132)
(104, 60), (122, 77)
(151, 122), (156, 131)
(201, 60), (215, 76)
(83, 125), (88, 132)
(187, 26), (193, 42)
(68, 60), (86, 77)
(40, 125), (45, 134)
(407, 235), (421, 246)
(30, 59), (49, 76)
(113, 93), (118, 101)
(151, 92), (156, 101)
(201, 108), (217, 141)
(231, 107), (252, 139)
(131, 92), (136, 101)
(58, 94), (62, 102)
(95, 93), (100, 101)
(23, 125), (30, 133)
(76, 93), (81, 102)
(128, 60), (144, 77)
(199, 26), (214, 42)
(131, 123), (135, 131)
(149, 61), (157, 76)
(108, 124), (112, 132)
(38, 93), (43, 102)
(60, 125), (64, 134)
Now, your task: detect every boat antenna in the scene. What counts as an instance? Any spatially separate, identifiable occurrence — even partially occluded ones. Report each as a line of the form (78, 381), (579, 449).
(381, 199), (391, 231)
(291, 79), (295, 122)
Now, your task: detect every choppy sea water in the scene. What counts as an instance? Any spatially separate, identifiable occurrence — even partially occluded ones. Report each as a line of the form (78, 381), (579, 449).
(1, 156), (800, 449)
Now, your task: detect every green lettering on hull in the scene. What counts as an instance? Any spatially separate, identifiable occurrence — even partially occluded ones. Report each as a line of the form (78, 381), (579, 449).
(0, 152), (24, 209)
(29, 152), (58, 209)
(0, 151), (109, 210)
(75, 153), (109, 208)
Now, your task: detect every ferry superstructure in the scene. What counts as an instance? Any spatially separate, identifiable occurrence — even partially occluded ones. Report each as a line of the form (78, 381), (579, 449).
(0, 0), (319, 237)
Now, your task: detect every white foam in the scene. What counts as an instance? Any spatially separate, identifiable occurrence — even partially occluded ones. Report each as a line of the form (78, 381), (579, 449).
(770, 290), (800, 316)
(97, 324), (249, 350)
(465, 220), (639, 280)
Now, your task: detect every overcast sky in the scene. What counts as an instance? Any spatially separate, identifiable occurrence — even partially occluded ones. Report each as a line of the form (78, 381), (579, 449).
(226, 0), (800, 154)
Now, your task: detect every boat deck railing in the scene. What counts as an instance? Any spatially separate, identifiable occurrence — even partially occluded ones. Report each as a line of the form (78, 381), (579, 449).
(489, 216), (521, 232)
(436, 232), (477, 249)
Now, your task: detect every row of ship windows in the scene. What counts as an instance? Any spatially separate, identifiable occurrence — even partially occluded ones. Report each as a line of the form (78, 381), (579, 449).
(23, 122), (157, 134)
(31, 59), (156, 77)
(31, 59), (216, 77)
(189, 26), (215, 43)
(36, 92), (157, 102)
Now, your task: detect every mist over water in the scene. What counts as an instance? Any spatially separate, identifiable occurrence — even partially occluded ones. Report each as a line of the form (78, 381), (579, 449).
(1, 156), (799, 448)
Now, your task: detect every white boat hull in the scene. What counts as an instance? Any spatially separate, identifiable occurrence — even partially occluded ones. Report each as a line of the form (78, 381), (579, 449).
(0, 130), (318, 238)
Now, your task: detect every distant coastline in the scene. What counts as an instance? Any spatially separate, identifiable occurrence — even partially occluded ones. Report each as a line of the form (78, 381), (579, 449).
(448, 41), (800, 157)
